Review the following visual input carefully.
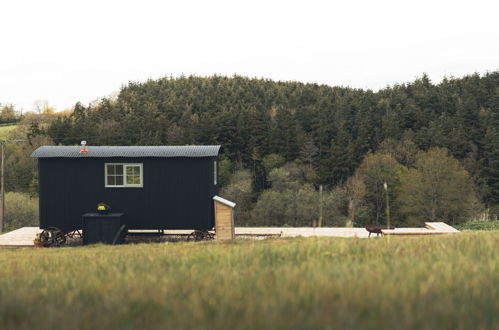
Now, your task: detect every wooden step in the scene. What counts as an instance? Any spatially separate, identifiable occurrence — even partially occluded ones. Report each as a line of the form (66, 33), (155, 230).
(382, 222), (459, 236)
(425, 222), (459, 232)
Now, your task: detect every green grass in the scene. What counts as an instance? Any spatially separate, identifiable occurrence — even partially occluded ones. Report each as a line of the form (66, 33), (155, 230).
(0, 124), (17, 139)
(0, 232), (498, 330)
(456, 220), (499, 231)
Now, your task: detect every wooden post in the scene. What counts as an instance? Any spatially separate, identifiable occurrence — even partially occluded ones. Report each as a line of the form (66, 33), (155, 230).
(318, 184), (323, 227)
(213, 196), (236, 240)
(384, 182), (390, 234)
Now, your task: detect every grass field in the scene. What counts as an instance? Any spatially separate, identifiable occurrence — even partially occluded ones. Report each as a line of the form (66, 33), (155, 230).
(0, 124), (17, 139)
(0, 232), (498, 330)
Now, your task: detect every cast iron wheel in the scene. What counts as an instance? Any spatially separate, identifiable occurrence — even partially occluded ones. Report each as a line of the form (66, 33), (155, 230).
(187, 230), (215, 241)
(66, 230), (82, 238)
(40, 227), (67, 247)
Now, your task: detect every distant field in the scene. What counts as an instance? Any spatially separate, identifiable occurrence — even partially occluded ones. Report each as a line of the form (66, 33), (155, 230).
(0, 232), (498, 330)
(0, 124), (17, 139)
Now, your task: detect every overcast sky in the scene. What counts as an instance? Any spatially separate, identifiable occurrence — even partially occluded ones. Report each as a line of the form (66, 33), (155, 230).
(1, 0), (498, 112)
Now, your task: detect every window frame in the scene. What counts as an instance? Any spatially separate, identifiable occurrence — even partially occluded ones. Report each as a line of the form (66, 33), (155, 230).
(105, 163), (143, 188)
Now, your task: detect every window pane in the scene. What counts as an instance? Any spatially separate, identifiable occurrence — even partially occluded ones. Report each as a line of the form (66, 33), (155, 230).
(126, 165), (140, 175)
(126, 175), (141, 185)
(115, 176), (124, 185)
(107, 176), (115, 185)
(107, 165), (115, 175)
(115, 165), (123, 175)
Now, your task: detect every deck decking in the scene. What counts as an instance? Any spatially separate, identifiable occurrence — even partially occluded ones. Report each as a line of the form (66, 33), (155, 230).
(235, 227), (370, 238)
(0, 222), (459, 248)
(381, 222), (460, 235)
(0, 227), (42, 248)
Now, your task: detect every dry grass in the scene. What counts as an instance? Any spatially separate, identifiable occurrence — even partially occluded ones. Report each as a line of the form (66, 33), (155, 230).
(0, 232), (498, 330)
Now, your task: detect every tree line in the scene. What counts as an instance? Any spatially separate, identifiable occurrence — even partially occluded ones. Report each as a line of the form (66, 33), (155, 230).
(0, 104), (23, 124)
(7, 72), (499, 226)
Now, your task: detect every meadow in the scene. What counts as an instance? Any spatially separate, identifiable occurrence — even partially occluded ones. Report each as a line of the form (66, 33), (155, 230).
(0, 124), (17, 139)
(0, 232), (498, 330)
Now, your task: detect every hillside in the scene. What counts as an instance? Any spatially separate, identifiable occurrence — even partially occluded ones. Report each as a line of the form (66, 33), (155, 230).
(45, 74), (498, 185)
(13, 73), (497, 226)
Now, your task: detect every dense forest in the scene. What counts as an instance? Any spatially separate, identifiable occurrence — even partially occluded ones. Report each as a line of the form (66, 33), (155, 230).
(6, 72), (499, 228)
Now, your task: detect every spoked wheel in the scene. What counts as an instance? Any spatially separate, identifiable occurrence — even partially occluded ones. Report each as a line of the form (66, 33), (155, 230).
(187, 230), (215, 241)
(66, 230), (82, 238)
(40, 227), (67, 247)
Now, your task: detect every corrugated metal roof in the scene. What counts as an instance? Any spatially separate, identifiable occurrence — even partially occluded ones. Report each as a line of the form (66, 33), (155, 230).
(31, 145), (221, 158)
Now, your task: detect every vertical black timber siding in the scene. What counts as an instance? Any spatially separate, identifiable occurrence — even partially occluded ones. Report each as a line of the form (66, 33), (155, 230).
(38, 157), (218, 231)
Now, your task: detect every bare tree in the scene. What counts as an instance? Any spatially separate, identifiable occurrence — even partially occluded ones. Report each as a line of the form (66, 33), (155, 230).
(33, 100), (49, 114)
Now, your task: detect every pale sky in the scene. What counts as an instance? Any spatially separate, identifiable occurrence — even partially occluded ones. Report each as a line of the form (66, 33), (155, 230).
(1, 0), (498, 112)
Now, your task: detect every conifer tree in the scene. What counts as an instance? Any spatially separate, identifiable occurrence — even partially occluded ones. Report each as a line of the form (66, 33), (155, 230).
(482, 128), (499, 206)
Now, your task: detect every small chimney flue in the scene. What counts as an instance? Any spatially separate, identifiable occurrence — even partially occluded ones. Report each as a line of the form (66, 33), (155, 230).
(80, 141), (88, 154)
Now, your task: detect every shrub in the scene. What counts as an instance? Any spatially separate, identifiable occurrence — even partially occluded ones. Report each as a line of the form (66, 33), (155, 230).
(3, 192), (38, 232)
(221, 169), (253, 225)
(455, 221), (499, 231)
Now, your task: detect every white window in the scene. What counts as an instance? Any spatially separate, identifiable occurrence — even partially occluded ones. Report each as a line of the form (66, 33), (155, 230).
(214, 160), (217, 185)
(105, 163), (143, 188)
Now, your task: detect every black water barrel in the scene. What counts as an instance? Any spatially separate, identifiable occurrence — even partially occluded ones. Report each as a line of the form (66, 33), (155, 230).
(82, 213), (126, 245)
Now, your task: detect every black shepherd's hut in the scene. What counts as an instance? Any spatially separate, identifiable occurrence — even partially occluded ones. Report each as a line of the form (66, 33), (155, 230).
(31, 145), (221, 233)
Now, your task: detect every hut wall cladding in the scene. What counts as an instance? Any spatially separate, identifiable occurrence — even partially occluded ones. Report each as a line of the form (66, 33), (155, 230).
(38, 157), (218, 230)
(214, 202), (234, 240)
